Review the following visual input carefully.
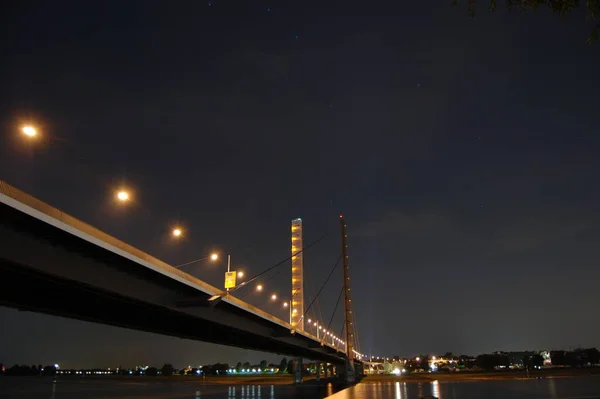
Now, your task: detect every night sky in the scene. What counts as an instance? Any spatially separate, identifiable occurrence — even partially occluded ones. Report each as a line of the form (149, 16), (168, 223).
(1, 1), (599, 369)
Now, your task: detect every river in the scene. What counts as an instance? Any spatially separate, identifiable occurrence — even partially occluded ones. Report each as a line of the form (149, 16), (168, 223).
(1, 377), (599, 398)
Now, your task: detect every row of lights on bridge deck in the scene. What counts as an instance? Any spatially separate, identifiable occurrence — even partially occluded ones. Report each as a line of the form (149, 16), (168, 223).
(18, 124), (349, 346)
(253, 279), (348, 348)
(17, 125), (251, 277)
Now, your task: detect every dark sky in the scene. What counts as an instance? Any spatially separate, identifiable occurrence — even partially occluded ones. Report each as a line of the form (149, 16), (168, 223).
(1, 1), (599, 368)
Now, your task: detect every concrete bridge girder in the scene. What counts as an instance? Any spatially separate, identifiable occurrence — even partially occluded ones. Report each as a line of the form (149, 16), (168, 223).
(0, 190), (350, 364)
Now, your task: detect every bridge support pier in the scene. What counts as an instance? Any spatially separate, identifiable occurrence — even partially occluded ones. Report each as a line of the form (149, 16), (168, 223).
(293, 358), (303, 384)
(316, 362), (321, 381)
(337, 358), (355, 383)
(355, 362), (364, 378)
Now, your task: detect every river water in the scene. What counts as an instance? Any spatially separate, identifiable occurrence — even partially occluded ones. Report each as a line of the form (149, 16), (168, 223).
(1, 377), (599, 398)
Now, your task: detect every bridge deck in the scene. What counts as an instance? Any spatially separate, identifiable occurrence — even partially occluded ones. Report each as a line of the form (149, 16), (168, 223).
(0, 181), (343, 355)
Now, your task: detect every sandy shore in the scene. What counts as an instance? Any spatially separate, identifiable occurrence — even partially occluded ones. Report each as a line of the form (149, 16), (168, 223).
(361, 368), (600, 383)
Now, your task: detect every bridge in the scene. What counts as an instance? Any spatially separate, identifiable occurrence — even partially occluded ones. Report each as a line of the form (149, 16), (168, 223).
(0, 180), (365, 381)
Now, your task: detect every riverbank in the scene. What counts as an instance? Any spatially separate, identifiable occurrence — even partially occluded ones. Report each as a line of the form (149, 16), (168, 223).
(5, 374), (326, 386)
(362, 368), (600, 383)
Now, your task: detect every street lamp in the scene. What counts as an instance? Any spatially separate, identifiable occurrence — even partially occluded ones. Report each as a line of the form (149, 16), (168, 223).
(172, 228), (183, 237)
(271, 294), (277, 301)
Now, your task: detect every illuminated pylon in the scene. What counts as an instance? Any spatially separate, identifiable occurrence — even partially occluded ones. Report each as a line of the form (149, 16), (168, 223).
(291, 218), (304, 331)
(340, 215), (356, 382)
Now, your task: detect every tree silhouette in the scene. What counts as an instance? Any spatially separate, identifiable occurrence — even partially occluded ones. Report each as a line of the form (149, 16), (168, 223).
(279, 358), (288, 374)
(419, 355), (430, 372)
(452, 0), (600, 43)
(531, 354), (545, 368)
(146, 367), (158, 376)
(235, 362), (243, 372)
(161, 364), (174, 376)
(584, 348), (600, 364)
(259, 360), (268, 371)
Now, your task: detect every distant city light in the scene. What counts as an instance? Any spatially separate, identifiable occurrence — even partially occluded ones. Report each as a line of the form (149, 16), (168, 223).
(22, 125), (37, 137)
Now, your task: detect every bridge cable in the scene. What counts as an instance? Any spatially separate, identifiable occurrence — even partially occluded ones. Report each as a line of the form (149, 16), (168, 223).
(304, 257), (325, 329)
(228, 232), (329, 295)
(321, 284), (344, 345)
(353, 308), (363, 356)
(303, 253), (342, 317)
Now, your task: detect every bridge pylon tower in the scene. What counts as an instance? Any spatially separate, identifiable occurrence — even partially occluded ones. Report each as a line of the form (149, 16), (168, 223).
(290, 218), (304, 331)
(340, 215), (356, 383)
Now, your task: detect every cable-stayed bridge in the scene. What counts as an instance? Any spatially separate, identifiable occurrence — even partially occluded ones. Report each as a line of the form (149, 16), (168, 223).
(0, 181), (365, 382)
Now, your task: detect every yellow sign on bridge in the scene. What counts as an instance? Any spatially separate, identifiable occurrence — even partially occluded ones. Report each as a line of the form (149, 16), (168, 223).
(224, 271), (237, 289)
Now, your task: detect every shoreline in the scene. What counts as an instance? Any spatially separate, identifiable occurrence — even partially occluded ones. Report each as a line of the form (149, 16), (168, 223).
(361, 368), (600, 383)
(3, 368), (600, 385)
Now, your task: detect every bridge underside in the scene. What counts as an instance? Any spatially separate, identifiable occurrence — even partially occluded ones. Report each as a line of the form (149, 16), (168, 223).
(0, 191), (347, 365)
(0, 258), (282, 353)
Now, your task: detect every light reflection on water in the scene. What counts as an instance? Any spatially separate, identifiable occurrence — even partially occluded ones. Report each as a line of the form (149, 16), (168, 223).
(1, 377), (600, 398)
(327, 377), (600, 399)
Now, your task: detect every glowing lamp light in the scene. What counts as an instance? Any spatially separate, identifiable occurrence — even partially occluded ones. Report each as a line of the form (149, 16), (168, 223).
(172, 228), (182, 237)
(256, 284), (263, 292)
(22, 126), (37, 137)
(283, 302), (288, 308)
(271, 294), (277, 301)
(116, 191), (130, 201)
(210, 253), (219, 261)
(237, 271), (244, 278)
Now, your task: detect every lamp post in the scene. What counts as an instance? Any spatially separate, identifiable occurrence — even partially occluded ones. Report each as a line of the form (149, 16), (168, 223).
(282, 301), (290, 324)
(226, 255), (231, 292)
